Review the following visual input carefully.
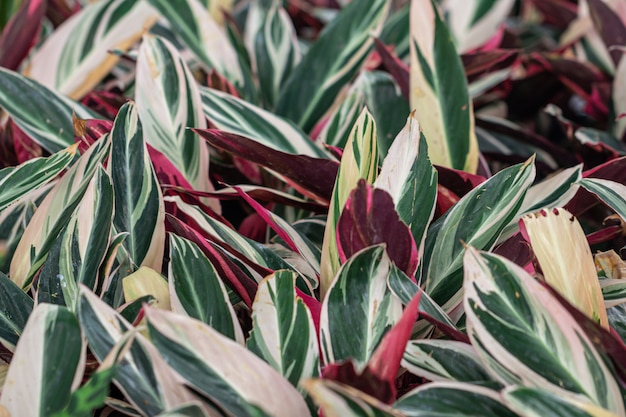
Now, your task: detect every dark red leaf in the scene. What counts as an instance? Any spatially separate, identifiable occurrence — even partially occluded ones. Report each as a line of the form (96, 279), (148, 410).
(337, 180), (418, 277)
(421, 311), (471, 344)
(296, 287), (321, 335)
(588, 0), (626, 67)
(207, 69), (241, 98)
(586, 225), (623, 246)
(80, 90), (126, 120)
(0, 0), (46, 70)
(73, 116), (112, 153)
(46, 0), (80, 27)
(374, 38), (409, 100)
(435, 184), (459, 219)
(494, 232), (533, 269)
(529, 0), (578, 30)
(566, 157), (626, 216)
(194, 128), (339, 203)
(435, 165), (486, 198)
(462, 49), (518, 81)
(322, 360), (394, 404)
(167, 215), (257, 307)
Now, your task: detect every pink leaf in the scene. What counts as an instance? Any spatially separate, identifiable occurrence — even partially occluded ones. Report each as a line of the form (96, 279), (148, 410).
(0, 0), (46, 70)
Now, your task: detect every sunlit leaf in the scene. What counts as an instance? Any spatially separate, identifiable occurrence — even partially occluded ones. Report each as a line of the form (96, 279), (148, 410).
(123, 266), (171, 310)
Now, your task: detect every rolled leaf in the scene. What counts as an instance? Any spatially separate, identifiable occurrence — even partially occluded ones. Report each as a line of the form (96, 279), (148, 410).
(25, 0), (158, 99)
(275, 0), (390, 132)
(247, 270), (319, 387)
(145, 306), (310, 417)
(463, 247), (625, 414)
(409, 0), (479, 172)
(0, 304), (84, 417)
(169, 234), (243, 343)
(136, 34), (215, 205)
(320, 245), (402, 369)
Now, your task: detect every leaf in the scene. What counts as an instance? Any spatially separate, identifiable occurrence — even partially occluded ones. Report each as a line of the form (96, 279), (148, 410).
(50, 367), (118, 417)
(145, 306), (310, 417)
(0, 67), (99, 153)
(199, 87), (328, 158)
(275, 0), (390, 132)
(78, 287), (198, 416)
(109, 101), (165, 272)
(337, 180), (418, 277)
(123, 266), (171, 310)
(320, 245), (402, 369)
(578, 178), (626, 222)
(409, 0), (479, 172)
(463, 247), (625, 414)
(244, 0), (300, 109)
(423, 158), (535, 316)
(394, 381), (518, 416)
(374, 112), (437, 256)
(402, 340), (493, 383)
(10, 137), (111, 289)
(169, 234), (243, 343)
(0, 304), (84, 417)
(320, 109), (379, 298)
(25, 0), (158, 99)
(0, 144), (76, 212)
(0, 0), (46, 70)
(302, 379), (403, 417)
(146, 0), (244, 91)
(504, 386), (621, 417)
(587, 0), (626, 68)
(194, 128), (338, 203)
(135, 35), (215, 204)
(0, 271), (33, 350)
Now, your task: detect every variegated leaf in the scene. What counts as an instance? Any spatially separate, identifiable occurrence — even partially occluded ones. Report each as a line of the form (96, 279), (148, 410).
(25, 0), (158, 99)
(169, 234), (243, 343)
(247, 270), (319, 387)
(320, 245), (402, 369)
(410, 0), (479, 172)
(275, 0), (390, 132)
(320, 109), (379, 298)
(0, 195), (41, 273)
(199, 87), (328, 158)
(578, 178), (626, 221)
(37, 166), (114, 309)
(78, 286), (199, 416)
(10, 137), (111, 289)
(302, 379), (402, 417)
(0, 271), (33, 350)
(0, 304), (84, 417)
(394, 381), (518, 416)
(0, 144), (77, 212)
(244, 0), (300, 109)
(109, 101), (165, 272)
(145, 306), (310, 417)
(146, 0), (245, 91)
(380, 4), (410, 61)
(374, 111), (437, 256)
(136, 34), (215, 204)
(0, 67), (99, 152)
(601, 278), (626, 308)
(423, 158), (535, 317)
(402, 340), (493, 383)
(504, 386), (622, 417)
(442, 0), (516, 52)
(463, 247), (625, 414)
(123, 266), (171, 310)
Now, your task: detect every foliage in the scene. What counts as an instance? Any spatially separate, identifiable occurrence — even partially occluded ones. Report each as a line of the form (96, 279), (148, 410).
(1, 0), (626, 416)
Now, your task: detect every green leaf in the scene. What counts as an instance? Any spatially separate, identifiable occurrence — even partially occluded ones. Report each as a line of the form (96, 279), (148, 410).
(374, 112), (437, 256)
(402, 340), (493, 383)
(578, 178), (626, 222)
(169, 234), (243, 343)
(463, 247), (625, 414)
(423, 158), (535, 316)
(247, 270), (319, 387)
(199, 87), (328, 158)
(320, 245), (402, 369)
(109, 101), (165, 271)
(394, 381), (518, 416)
(0, 67), (99, 153)
(145, 306), (310, 417)
(409, 0), (478, 172)
(25, 0), (158, 99)
(379, 4), (410, 60)
(320, 109), (379, 297)
(504, 386), (622, 417)
(136, 34), (214, 200)
(601, 278), (626, 307)
(0, 304), (83, 417)
(0, 270), (33, 349)
(275, 0), (390, 132)
(0, 144), (77, 212)
(10, 137), (111, 289)
(302, 379), (403, 417)
(51, 366), (118, 417)
(244, 0), (299, 109)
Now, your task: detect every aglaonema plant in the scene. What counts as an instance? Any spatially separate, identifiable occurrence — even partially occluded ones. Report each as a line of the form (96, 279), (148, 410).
(1, 0), (626, 416)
